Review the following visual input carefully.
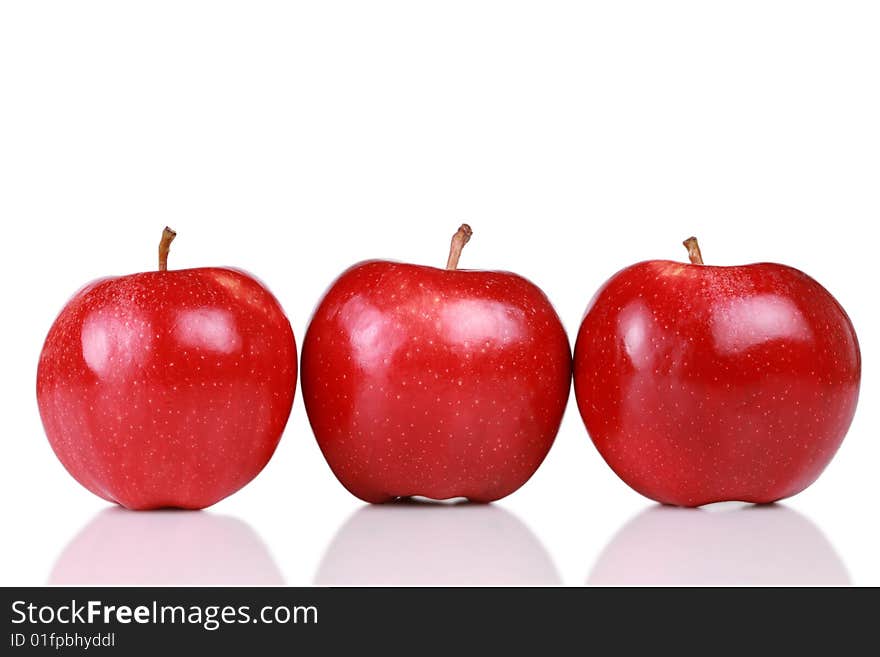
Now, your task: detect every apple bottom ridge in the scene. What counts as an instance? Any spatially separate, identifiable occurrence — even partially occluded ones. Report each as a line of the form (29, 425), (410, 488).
(607, 457), (832, 509)
(349, 492), (499, 505)
(336, 477), (527, 505)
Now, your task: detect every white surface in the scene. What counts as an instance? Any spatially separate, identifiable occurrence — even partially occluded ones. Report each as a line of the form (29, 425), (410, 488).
(1, 1), (877, 586)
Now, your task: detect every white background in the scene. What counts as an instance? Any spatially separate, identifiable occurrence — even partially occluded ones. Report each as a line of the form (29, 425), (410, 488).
(1, 1), (877, 586)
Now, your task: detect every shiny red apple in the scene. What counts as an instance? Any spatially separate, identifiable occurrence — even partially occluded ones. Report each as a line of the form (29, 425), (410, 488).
(37, 228), (297, 510)
(574, 237), (860, 506)
(302, 225), (571, 503)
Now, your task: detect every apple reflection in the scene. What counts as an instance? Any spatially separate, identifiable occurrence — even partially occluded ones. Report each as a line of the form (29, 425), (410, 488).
(315, 501), (560, 585)
(588, 503), (849, 586)
(49, 508), (284, 585)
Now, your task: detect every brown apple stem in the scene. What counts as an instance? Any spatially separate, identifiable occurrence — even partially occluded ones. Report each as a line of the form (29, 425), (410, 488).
(682, 236), (704, 265)
(158, 226), (177, 271)
(446, 224), (473, 270)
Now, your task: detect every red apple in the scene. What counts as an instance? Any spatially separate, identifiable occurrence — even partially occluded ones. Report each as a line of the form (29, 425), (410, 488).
(574, 237), (860, 507)
(302, 225), (571, 503)
(37, 228), (297, 510)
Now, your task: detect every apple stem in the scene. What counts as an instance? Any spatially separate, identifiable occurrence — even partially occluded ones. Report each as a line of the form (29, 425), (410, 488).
(682, 236), (704, 265)
(158, 226), (177, 271)
(446, 224), (473, 270)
